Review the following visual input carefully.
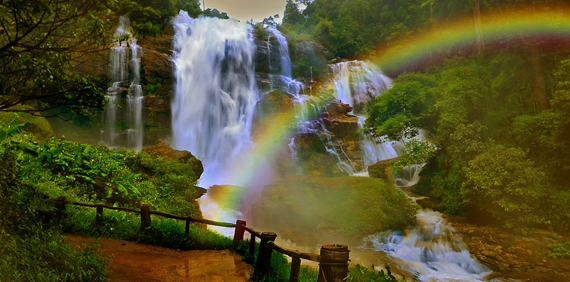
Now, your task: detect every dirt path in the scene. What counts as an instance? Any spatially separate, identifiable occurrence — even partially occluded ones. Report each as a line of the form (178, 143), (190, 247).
(65, 234), (253, 282)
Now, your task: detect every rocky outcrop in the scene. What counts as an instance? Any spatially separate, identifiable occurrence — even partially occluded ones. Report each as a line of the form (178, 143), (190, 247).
(368, 157), (398, 180)
(142, 143), (203, 172)
(293, 133), (344, 177)
(249, 175), (418, 246)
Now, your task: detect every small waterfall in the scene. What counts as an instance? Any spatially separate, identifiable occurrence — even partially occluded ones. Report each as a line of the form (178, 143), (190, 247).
(172, 12), (256, 188)
(362, 210), (491, 281)
(330, 61), (391, 109)
(267, 26), (292, 78)
(102, 16), (144, 151)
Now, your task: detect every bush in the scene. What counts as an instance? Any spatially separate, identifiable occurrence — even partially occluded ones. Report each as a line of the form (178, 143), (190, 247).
(548, 241), (570, 259)
(463, 145), (546, 231)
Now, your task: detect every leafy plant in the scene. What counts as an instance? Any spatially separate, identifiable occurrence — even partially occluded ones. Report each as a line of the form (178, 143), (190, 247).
(548, 241), (570, 259)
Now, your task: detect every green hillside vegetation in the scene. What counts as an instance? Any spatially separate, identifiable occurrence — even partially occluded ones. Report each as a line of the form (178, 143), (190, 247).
(364, 51), (570, 233)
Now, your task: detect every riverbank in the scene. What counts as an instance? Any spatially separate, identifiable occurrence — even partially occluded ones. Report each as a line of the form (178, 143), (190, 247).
(444, 214), (570, 282)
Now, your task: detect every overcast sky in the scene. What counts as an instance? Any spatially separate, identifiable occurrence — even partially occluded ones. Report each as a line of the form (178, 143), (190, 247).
(201, 0), (289, 23)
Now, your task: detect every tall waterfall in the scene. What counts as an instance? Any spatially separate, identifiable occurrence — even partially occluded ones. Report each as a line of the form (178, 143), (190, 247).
(103, 16), (144, 151)
(172, 12), (257, 189)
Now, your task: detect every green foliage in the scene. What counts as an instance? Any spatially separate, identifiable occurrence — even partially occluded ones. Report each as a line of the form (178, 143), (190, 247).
(0, 0), (113, 117)
(282, 0), (430, 59)
(347, 264), (402, 282)
(393, 139), (437, 173)
(0, 146), (108, 282)
(463, 145), (546, 230)
(0, 114), (30, 142)
(364, 51), (570, 231)
(364, 72), (438, 139)
(548, 241), (570, 259)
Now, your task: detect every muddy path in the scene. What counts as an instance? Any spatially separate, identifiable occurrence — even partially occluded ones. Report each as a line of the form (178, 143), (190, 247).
(65, 234), (253, 282)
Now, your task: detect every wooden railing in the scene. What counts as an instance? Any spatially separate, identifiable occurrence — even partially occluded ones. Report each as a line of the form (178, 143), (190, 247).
(46, 196), (350, 282)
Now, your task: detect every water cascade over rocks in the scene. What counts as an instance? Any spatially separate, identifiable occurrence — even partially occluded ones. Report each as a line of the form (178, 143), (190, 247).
(362, 210), (492, 281)
(102, 16), (144, 151)
(171, 13), (257, 228)
(169, 16), (491, 279)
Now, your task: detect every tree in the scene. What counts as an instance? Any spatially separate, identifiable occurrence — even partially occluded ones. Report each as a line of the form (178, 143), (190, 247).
(463, 145), (546, 230)
(0, 0), (114, 117)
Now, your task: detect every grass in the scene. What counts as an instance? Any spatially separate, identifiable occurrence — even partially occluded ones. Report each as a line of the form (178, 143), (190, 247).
(62, 205), (232, 250)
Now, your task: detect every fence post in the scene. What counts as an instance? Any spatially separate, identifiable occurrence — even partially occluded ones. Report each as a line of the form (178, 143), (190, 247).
(140, 204), (151, 229)
(289, 257), (301, 282)
(249, 233), (256, 257)
(253, 232), (277, 278)
(317, 244), (350, 282)
(56, 196), (67, 221)
(95, 205), (104, 227)
(185, 219), (190, 238)
(233, 220), (246, 248)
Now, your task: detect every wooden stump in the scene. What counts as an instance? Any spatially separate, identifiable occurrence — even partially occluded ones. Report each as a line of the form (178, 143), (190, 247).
(253, 232), (277, 278)
(317, 244), (349, 282)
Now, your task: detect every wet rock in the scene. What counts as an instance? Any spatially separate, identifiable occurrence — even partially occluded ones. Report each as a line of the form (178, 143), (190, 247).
(141, 143), (203, 174)
(294, 133), (344, 177)
(368, 157), (399, 180)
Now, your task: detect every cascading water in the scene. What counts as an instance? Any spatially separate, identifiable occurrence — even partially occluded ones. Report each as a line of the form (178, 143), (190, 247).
(267, 26), (292, 78)
(361, 210), (492, 281)
(171, 13), (257, 229)
(103, 16), (144, 151)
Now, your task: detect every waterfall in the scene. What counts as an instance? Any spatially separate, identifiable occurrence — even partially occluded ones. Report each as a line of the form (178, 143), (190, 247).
(172, 12), (257, 189)
(267, 26), (292, 78)
(362, 210), (491, 281)
(330, 61), (391, 109)
(102, 16), (144, 151)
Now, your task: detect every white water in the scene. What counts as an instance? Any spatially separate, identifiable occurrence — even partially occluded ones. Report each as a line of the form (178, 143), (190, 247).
(267, 26), (292, 78)
(103, 16), (144, 151)
(171, 13), (257, 232)
(362, 210), (491, 281)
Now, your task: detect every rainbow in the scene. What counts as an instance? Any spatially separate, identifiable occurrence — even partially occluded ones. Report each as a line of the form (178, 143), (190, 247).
(203, 3), (570, 221)
(375, 3), (570, 70)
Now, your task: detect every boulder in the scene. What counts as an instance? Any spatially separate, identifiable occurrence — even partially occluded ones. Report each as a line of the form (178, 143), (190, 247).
(141, 143), (203, 175)
(368, 157), (399, 180)
(321, 114), (360, 139)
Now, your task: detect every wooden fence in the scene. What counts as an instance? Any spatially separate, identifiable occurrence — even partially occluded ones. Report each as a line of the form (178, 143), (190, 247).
(47, 196), (350, 282)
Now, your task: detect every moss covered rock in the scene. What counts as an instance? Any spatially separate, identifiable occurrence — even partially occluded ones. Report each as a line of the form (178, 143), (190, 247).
(250, 175), (418, 245)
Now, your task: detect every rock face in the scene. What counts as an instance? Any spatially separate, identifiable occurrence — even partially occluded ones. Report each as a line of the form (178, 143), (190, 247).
(293, 40), (334, 81)
(293, 133), (344, 177)
(138, 35), (174, 145)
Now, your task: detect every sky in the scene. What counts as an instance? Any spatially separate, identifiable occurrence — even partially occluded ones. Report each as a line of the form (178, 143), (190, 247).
(201, 0), (289, 23)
